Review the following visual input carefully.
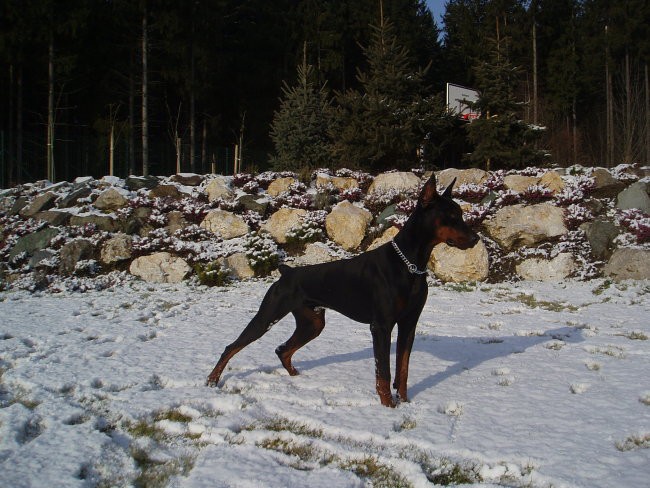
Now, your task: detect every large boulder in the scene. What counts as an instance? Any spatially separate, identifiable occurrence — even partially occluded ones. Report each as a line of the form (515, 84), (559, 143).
(591, 168), (625, 197)
(33, 210), (71, 226)
(125, 175), (159, 191)
(579, 220), (620, 260)
(129, 252), (190, 283)
(603, 248), (650, 280)
(262, 207), (308, 244)
(200, 210), (249, 240)
(236, 194), (269, 215)
(367, 226), (400, 251)
(19, 192), (57, 217)
(315, 173), (358, 191)
(57, 185), (92, 208)
(205, 177), (234, 202)
(220, 252), (255, 280)
(368, 171), (421, 194)
(94, 188), (129, 211)
(503, 175), (539, 193)
(325, 200), (372, 250)
(616, 181), (650, 213)
(59, 239), (95, 275)
(516, 253), (576, 282)
(292, 242), (337, 266)
(538, 171), (565, 194)
(70, 214), (121, 232)
(149, 184), (183, 200)
(429, 240), (489, 282)
(171, 173), (203, 186)
(267, 177), (298, 197)
(100, 234), (133, 264)
(484, 203), (567, 250)
(436, 168), (488, 189)
(8, 227), (59, 260)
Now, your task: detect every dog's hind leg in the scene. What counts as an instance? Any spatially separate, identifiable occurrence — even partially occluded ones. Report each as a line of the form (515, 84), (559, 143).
(276, 306), (325, 376)
(206, 282), (294, 387)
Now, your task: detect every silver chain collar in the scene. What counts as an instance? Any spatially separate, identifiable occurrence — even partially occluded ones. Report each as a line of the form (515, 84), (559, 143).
(391, 240), (428, 275)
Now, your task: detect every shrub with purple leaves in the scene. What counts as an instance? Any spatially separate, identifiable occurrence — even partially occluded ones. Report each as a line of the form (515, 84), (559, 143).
(555, 175), (596, 206)
(364, 188), (415, 215)
(617, 209), (650, 243)
(395, 198), (416, 216)
(485, 170), (505, 190)
(341, 187), (363, 202)
(232, 173), (254, 188)
(454, 183), (489, 203)
(241, 210), (263, 231)
(494, 189), (521, 207)
(564, 204), (594, 230)
(464, 204), (492, 227)
(242, 180), (260, 194)
(521, 185), (554, 203)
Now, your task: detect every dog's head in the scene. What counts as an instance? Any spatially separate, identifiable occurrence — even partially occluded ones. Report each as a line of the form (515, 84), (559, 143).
(416, 173), (480, 250)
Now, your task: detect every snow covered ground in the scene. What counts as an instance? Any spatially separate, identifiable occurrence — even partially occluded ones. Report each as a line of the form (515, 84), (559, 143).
(0, 277), (648, 487)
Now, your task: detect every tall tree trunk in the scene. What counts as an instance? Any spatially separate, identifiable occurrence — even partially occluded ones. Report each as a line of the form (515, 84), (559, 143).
(47, 24), (55, 182)
(643, 61), (650, 166)
(141, 1), (149, 176)
(16, 63), (23, 184)
(7, 64), (14, 188)
(189, 13), (196, 173)
(129, 49), (136, 176)
(531, 0), (538, 125)
(201, 117), (207, 173)
(605, 25), (614, 167)
(624, 49), (632, 163)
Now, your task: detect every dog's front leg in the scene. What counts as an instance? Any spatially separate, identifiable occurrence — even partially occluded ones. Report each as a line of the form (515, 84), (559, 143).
(370, 323), (396, 407)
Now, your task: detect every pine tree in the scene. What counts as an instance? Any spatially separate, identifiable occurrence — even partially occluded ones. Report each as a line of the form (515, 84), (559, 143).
(270, 63), (334, 171)
(465, 36), (544, 170)
(332, 18), (438, 170)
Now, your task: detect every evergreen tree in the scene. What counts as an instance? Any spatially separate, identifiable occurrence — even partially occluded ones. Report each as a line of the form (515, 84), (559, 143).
(465, 36), (544, 169)
(332, 18), (439, 170)
(270, 63), (334, 171)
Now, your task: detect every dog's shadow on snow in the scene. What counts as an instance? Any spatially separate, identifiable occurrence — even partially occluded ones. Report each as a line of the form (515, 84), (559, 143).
(294, 325), (585, 400)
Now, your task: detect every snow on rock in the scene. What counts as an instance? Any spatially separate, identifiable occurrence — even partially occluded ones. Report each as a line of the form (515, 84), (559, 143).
(484, 203), (567, 250)
(325, 200), (372, 251)
(368, 171), (421, 194)
(267, 176), (298, 197)
(129, 251), (191, 283)
(435, 167), (489, 189)
(263, 207), (308, 244)
(200, 209), (249, 240)
(516, 252), (576, 282)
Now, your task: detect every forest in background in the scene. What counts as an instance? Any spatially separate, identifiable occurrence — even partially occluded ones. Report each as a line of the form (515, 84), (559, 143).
(0, 0), (649, 185)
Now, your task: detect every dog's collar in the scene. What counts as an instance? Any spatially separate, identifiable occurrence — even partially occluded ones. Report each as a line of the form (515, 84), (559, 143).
(391, 240), (428, 275)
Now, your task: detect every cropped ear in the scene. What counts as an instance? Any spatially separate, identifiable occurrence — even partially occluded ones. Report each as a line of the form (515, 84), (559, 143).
(418, 173), (438, 207)
(442, 177), (456, 199)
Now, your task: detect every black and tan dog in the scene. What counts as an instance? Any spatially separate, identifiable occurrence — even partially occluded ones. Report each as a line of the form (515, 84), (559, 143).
(207, 173), (480, 407)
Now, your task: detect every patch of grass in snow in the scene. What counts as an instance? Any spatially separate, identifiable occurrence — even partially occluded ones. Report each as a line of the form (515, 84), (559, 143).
(395, 417), (417, 432)
(513, 293), (579, 312)
(619, 331), (648, 341)
(127, 419), (168, 442)
(154, 409), (193, 423)
(615, 433), (650, 452)
(592, 279), (613, 296)
(341, 456), (411, 488)
(247, 416), (324, 438)
(421, 458), (482, 486)
(131, 446), (194, 488)
(256, 436), (410, 487)
(443, 281), (478, 293)
(586, 345), (626, 359)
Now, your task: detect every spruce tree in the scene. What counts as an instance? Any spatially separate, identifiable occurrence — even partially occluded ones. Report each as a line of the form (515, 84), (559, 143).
(465, 36), (544, 170)
(332, 17), (439, 171)
(270, 63), (334, 171)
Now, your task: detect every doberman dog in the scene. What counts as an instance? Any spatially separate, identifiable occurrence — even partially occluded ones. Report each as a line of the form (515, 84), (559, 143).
(206, 173), (480, 407)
